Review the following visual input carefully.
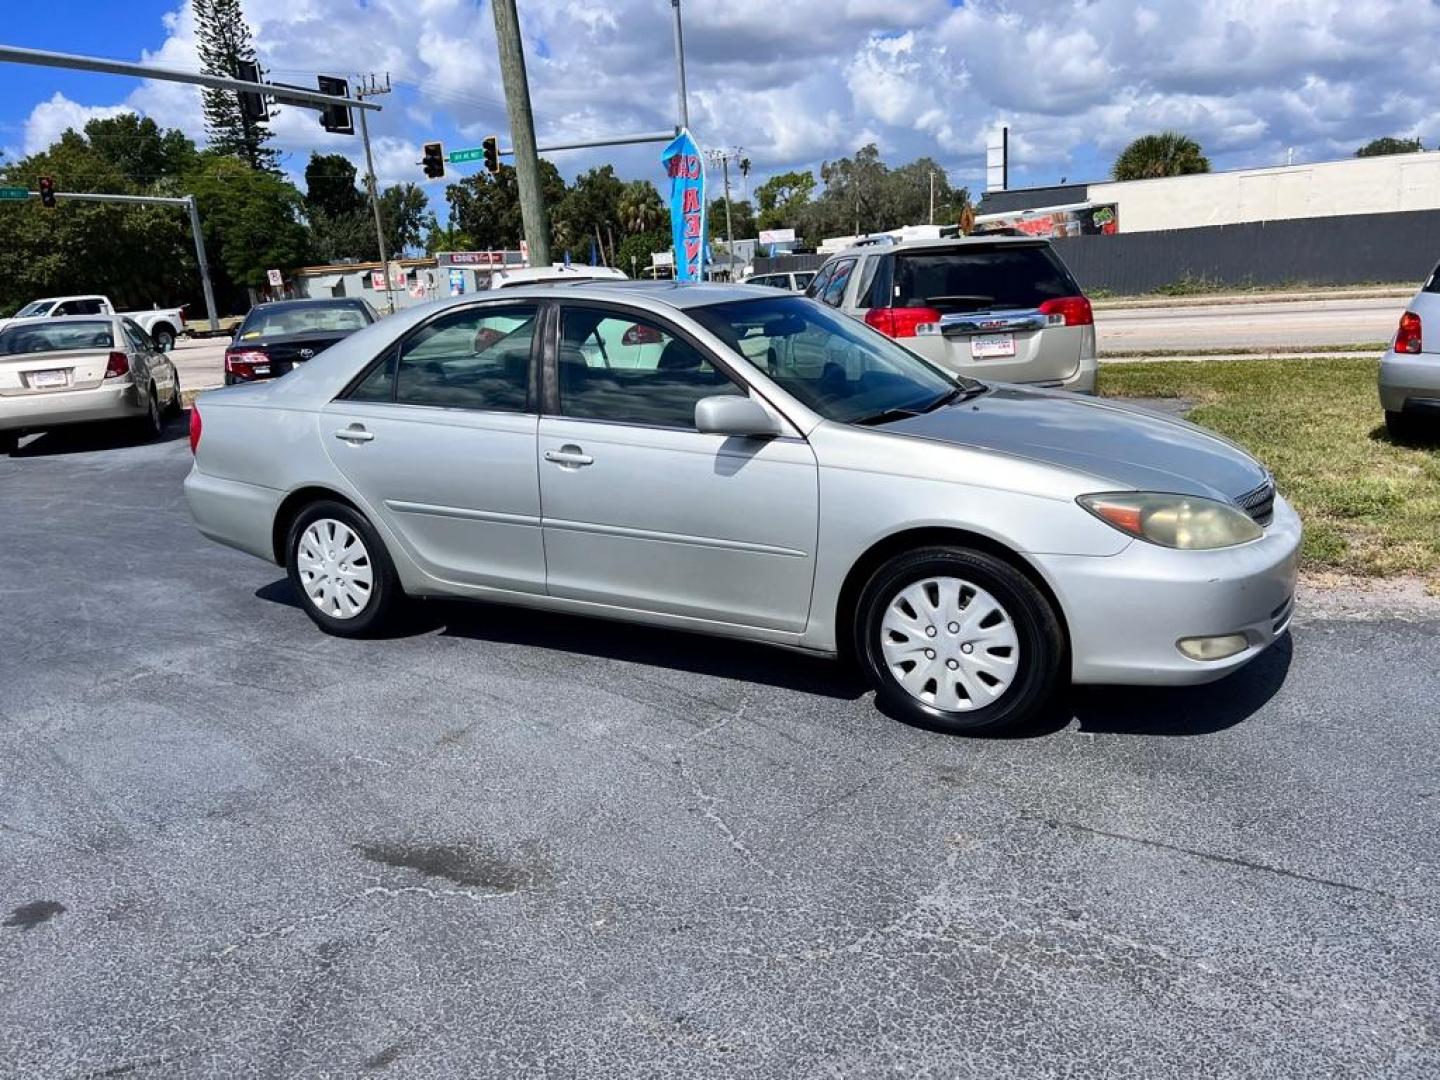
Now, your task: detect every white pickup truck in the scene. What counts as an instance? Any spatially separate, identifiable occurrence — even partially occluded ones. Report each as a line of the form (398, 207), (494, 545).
(1, 295), (187, 351)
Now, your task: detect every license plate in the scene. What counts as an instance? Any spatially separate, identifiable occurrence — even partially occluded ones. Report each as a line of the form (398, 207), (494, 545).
(970, 334), (1015, 359)
(30, 369), (68, 388)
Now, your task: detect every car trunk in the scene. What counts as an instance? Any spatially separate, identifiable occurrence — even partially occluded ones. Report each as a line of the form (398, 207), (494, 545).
(886, 244), (1089, 386)
(0, 348), (115, 396)
(260, 332), (350, 376)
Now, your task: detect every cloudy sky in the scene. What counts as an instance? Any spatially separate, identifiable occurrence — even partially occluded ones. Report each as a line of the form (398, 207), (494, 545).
(2, 0), (1438, 210)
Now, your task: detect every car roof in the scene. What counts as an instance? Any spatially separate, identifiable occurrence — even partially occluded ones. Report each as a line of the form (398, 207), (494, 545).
(248, 298), (370, 313)
(484, 280), (788, 310)
(826, 235), (1049, 259)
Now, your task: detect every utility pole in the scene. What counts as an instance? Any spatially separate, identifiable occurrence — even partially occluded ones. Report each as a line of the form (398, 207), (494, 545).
(707, 148), (739, 281)
(355, 74), (394, 315)
(929, 170), (935, 226)
(492, 0), (551, 269)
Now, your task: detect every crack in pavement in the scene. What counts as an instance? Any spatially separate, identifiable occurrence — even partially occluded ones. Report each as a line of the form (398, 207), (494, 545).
(1028, 816), (1397, 902)
(673, 756), (775, 879)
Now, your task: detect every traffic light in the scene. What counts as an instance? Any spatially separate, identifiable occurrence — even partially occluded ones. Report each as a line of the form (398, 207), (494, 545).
(316, 75), (354, 135)
(482, 135), (499, 175)
(421, 142), (445, 180)
(235, 59), (267, 123)
(38, 176), (55, 210)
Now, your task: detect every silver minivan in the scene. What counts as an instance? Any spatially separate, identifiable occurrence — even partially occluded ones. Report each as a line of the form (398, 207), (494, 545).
(1379, 260), (1440, 440)
(807, 237), (1097, 393)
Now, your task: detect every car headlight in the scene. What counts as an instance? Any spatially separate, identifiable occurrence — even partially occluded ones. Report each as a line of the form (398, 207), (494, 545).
(1077, 492), (1263, 550)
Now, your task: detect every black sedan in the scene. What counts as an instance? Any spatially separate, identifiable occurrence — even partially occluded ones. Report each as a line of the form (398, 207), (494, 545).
(223, 298), (379, 384)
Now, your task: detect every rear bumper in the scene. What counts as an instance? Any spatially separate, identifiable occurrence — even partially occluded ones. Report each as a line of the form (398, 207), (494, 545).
(907, 335), (1097, 395)
(1379, 348), (1440, 412)
(1033, 495), (1302, 686)
(0, 381), (144, 432)
(184, 466), (284, 564)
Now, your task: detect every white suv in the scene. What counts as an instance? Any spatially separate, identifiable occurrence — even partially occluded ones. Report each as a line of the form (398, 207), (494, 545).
(805, 237), (1097, 393)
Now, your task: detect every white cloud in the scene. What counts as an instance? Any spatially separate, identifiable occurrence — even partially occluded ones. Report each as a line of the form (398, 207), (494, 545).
(12, 0), (1440, 200)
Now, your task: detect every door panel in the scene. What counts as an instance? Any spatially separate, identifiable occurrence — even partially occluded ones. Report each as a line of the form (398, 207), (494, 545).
(538, 419), (819, 631)
(540, 303), (819, 632)
(320, 303), (545, 592)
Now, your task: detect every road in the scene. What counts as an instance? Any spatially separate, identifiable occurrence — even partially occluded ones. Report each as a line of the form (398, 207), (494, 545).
(1, 428), (1437, 1078)
(1096, 296), (1404, 352)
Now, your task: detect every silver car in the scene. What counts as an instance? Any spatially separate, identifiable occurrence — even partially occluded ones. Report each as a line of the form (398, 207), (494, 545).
(0, 315), (181, 453)
(807, 236), (1097, 393)
(185, 283), (1299, 735)
(1379, 261), (1440, 440)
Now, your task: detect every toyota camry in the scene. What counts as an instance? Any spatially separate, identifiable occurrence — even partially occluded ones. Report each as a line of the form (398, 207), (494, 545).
(184, 282), (1300, 735)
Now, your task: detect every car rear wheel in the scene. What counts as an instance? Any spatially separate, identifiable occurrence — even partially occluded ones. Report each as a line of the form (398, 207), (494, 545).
(153, 327), (175, 352)
(855, 546), (1064, 736)
(166, 373), (184, 416)
(1385, 410), (1429, 443)
(286, 501), (401, 637)
(135, 385), (163, 441)
(0, 431), (17, 455)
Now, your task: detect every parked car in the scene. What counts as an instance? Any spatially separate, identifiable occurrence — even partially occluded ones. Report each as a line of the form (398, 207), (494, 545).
(224, 298), (379, 385)
(805, 237), (1097, 393)
(1379, 262), (1440, 440)
(745, 270), (817, 292)
(1, 295), (188, 352)
(0, 315), (181, 452)
(186, 282), (1298, 736)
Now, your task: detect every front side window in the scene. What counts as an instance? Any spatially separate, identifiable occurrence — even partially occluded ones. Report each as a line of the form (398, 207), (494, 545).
(689, 295), (973, 426)
(16, 300), (56, 318)
(390, 304), (536, 411)
(794, 272), (816, 291)
(557, 307), (742, 429)
(55, 299), (104, 316)
(804, 262), (836, 300)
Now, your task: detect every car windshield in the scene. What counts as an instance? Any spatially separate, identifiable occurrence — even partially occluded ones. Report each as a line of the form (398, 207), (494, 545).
(689, 296), (980, 425)
(15, 300), (56, 318)
(238, 302), (370, 339)
(0, 320), (114, 356)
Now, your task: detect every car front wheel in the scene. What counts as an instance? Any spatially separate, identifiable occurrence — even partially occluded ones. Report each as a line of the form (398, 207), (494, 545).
(286, 500), (401, 637)
(855, 546), (1065, 736)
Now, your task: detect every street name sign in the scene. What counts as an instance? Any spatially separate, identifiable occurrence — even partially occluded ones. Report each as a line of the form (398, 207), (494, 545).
(0, 187), (29, 201)
(448, 147), (485, 164)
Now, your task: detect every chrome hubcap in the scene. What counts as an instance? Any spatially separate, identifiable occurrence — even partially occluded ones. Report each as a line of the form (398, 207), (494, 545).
(880, 576), (1020, 711)
(296, 519), (373, 619)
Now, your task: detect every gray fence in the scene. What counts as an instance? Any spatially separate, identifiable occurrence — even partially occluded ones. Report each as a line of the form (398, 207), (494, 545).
(752, 209), (1440, 294)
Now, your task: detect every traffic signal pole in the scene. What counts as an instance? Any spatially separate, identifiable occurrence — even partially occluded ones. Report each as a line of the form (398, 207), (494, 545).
(491, 0), (550, 269)
(22, 189), (220, 333)
(355, 76), (395, 314)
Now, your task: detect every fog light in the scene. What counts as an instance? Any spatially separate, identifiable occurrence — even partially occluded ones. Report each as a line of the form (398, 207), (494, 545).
(1177, 634), (1249, 661)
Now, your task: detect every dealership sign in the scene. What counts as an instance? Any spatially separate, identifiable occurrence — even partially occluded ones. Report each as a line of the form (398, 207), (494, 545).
(758, 228), (796, 245)
(661, 129), (706, 282)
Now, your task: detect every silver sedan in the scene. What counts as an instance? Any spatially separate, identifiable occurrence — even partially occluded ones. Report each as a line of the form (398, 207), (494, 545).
(185, 282), (1300, 735)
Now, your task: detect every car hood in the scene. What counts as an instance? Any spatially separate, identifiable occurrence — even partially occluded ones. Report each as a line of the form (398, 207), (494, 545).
(878, 384), (1268, 501)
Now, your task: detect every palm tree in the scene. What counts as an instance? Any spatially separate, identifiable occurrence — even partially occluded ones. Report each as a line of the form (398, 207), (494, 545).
(617, 180), (665, 234)
(1112, 132), (1211, 181)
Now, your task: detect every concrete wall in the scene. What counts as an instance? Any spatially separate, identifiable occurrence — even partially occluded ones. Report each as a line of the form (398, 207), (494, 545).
(1089, 152), (1440, 233)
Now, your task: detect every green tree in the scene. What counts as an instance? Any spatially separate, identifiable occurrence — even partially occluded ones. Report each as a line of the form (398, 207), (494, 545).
(616, 180), (666, 234)
(555, 164), (626, 262)
(1356, 136), (1423, 157)
(755, 169), (815, 231)
(379, 183), (429, 255)
(707, 197), (757, 241)
(194, 0), (277, 170)
(446, 159), (566, 252)
(882, 158), (969, 228)
(1112, 132), (1210, 181)
(83, 114), (198, 189)
(304, 153), (364, 218)
(615, 230), (669, 277)
(185, 153), (310, 301)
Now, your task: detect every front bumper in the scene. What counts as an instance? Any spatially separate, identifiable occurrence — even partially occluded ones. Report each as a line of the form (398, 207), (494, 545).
(0, 380), (144, 433)
(1032, 495), (1302, 686)
(1379, 348), (1440, 413)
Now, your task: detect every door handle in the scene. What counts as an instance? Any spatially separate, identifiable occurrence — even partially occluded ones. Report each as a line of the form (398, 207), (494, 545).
(334, 426), (375, 444)
(544, 445), (593, 468)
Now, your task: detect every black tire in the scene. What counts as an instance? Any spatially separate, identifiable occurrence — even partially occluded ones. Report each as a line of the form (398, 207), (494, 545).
(165, 372), (185, 416)
(0, 431), (17, 455)
(153, 326), (175, 352)
(855, 546), (1065, 736)
(134, 385), (163, 441)
(285, 500), (402, 638)
(1385, 410), (1427, 444)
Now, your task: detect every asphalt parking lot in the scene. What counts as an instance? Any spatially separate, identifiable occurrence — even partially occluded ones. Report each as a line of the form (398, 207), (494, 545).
(2, 419), (1438, 1079)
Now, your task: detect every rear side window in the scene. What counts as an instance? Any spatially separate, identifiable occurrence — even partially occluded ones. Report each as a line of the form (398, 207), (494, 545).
(821, 258), (856, 307)
(894, 246), (1079, 313)
(393, 304), (536, 411)
(1425, 262), (1440, 293)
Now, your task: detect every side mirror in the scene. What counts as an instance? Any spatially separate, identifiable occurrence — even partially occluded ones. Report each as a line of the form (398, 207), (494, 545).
(695, 395), (781, 438)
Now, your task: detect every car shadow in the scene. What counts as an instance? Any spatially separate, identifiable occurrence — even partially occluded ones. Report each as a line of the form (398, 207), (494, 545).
(1368, 421), (1440, 449)
(256, 577), (1294, 729)
(9, 411), (189, 458)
